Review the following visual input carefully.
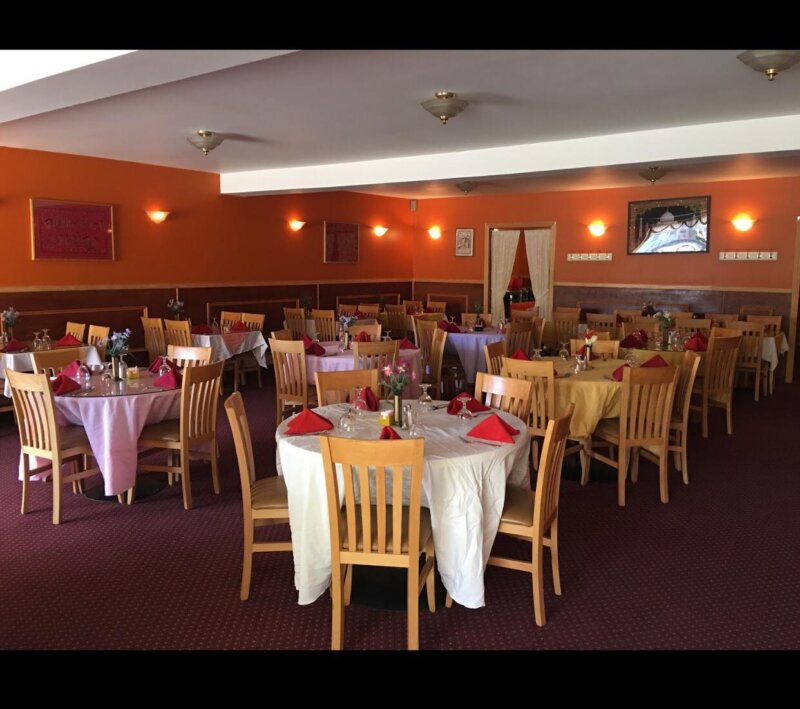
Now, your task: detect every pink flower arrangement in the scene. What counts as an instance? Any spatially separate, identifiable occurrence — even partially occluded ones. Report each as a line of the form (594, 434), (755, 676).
(382, 361), (415, 396)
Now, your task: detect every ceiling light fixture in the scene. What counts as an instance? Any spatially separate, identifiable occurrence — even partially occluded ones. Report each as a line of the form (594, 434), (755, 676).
(421, 91), (468, 125)
(737, 49), (800, 81)
(639, 166), (666, 184)
(455, 181), (477, 195)
(187, 129), (224, 155)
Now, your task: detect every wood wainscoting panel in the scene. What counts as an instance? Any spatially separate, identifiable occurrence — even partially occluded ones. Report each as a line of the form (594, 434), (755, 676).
(319, 281), (411, 311)
(413, 281), (485, 319)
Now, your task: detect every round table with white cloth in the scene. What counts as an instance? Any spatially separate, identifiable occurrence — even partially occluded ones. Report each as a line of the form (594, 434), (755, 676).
(444, 327), (506, 383)
(2, 345), (102, 398)
(191, 331), (268, 367)
(276, 401), (531, 609)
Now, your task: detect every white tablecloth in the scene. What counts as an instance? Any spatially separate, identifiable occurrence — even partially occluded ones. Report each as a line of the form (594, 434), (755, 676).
(305, 342), (423, 398)
(276, 402), (530, 608)
(444, 328), (506, 383)
(192, 331), (268, 367)
(2, 346), (102, 398)
(763, 334), (788, 372)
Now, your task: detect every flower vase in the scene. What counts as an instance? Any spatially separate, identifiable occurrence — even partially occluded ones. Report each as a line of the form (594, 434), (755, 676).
(584, 344), (592, 369)
(342, 331), (350, 350)
(111, 356), (123, 381)
(393, 395), (403, 428)
(661, 327), (670, 350)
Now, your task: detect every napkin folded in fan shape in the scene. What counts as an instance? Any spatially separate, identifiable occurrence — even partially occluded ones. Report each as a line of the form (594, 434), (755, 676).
(398, 337), (418, 350)
(467, 413), (520, 444)
(446, 392), (490, 415)
(611, 363), (630, 381)
(230, 321), (250, 333)
(60, 360), (82, 378)
(684, 332), (708, 352)
(148, 356), (181, 374)
(51, 374), (81, 396)
(357, 386), (380, 412)
(153, 369), (183, 389)
(642, 355), (669, 368)
(286, 408), (334, 435)
(577, 345), (600, 360)
(511, 349), (530, 360)
(353, 330), (371, 343)
(0, 338), (27, 353)
(56, 333), (83, 347)
(437, 320), (460, 333)
(379, 426), (402, 440)
(191, 323), (213, 335)
(301, 335), (325, 356)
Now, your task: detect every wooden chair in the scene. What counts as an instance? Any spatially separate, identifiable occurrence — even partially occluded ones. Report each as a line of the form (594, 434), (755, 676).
(353, 340), (398, 372)
(136, 360), (224, 510)
(348, 322), (382, 340)
(554, 306), (581, 315)
(473, 372), (533, 421)
(315, 369), (380, 406)
(422, 328), (448, 399)
(613, 309), (641, 324)
(585, 313), (617, 337)
(357, 303), (380, 317)
(426, 300), (447, 314)
(87, 325), (110, 348)
(164, 319), (192, 348)
(746, 314), (782, 337)
(31, 348), (87, 376)
(414, 318), (437, 366)
(141, 317), (167, 365)
(705, 313), (737, 327)
(269, 338), (310, 422)
(739, 304), (774, 318)
(311, 309), (337, 342)
(484, 340), (505, 376)
(320, 436), (436, 650)
(553, 313), (580, 348)
(462, 312), (493, 327)
(240, 312), (265, 332)
(403, 300), (423, 313)
(690, 334), (741, 438)
(569, 339), (620, 358)
(338, 303), (358, 317)
(675, 318), (711, 340)
(671, 312), (696, 322)
(224, 393), (291, 601)
(6, 370), (101, 524)
(726, 320), (766, 401)
(709, 326), (741, 338)
(65, 321), (86, 342)
(504, 321), (533, 357)
(631, 314), (658, 324)
(485, 406), (574, 626)
(167, 345), (213, 367)
(669, 351), (702, 486)
(283, 307), (307, 340)
(511, 307), (539, 322)
(531, 317), (545, 351)
(586, 365), (678, 506)
(235, 313), (266, 389)
(385, 306), (410, 340)
(270, 329), (293, 341)
(220, 311), (242, 332)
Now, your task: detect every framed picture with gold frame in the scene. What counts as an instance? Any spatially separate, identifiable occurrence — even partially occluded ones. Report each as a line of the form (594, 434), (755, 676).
(30, 198), (115, 260)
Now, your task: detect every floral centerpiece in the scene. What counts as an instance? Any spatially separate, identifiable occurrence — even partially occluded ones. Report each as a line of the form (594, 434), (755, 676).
(473, 301), (485, 331)
(2, 306), (19, 339)
(382, 362), (415, 426)
(584, 329), (598, 348)
(104, 329), (131, 381)
(300, 295), (312, 315)
(653, 311), (672, 348)
(167, 297), (184, 319)
(338, 314), (357, 329)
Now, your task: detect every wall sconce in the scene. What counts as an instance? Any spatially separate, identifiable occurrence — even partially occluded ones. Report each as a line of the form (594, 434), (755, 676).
(427, 226), (442, 240)
(731, 214), (755, 232)
(373, 226), (388, 237)
(587, 220), (607, 237)
(146, 210), (170, 224)
(288, 219), (306, 232)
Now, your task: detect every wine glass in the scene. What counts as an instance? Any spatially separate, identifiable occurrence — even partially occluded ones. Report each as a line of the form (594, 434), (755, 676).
(41, 329), (53, 350)
(338, 406), (355, 435)
(32, 331), (42, 351)
(418, 383), (433, 412)
(383, 330), (392, 342)
(158, 357), (173, 378)
(558, 341), (570, 361)
(531, 348), (543, 361)
(352, 386), (367, 416)
(456, 397), (475, 422)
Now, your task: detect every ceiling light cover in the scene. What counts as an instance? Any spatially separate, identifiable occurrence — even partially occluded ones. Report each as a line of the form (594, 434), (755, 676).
(639, 166), (666, 184)
(187, 129), (224, 155)
(737, 49), (800, 81)
(455, 181), (477, 194)
(421, 91), (468, 125)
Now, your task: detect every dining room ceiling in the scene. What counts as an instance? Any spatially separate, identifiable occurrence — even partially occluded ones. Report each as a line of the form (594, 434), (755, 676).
(2, 49), (800, 197)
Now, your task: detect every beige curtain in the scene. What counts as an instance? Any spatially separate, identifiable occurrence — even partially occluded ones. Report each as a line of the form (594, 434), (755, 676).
(524, 228), (553, 320)
(491, 230), (520, 322)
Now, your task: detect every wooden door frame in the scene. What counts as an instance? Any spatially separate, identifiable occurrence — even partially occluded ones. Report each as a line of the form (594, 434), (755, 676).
(483, 221), (556, 315)
(787, 217), (800, 383)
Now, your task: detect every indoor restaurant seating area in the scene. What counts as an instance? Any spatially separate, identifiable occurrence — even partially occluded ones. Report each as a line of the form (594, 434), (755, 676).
(1, 48), (800, 652)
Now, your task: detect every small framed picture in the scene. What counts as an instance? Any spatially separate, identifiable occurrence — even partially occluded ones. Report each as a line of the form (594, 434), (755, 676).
(455, 228), (474, 257)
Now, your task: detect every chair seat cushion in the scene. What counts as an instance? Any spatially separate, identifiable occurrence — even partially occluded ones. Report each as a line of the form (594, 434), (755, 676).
(251, 475), (289, 510)
(500, 483), (535, 526)
(350, 505), (432, 554)
(139, 419), (180, 442)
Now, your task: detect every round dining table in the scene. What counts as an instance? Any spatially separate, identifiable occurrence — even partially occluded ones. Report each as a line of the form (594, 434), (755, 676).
(276, 401), (531, 609)
(444, 327), (506, 383)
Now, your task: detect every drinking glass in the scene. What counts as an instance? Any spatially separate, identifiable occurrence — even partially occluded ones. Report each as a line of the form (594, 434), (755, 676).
(456, 397), (474, 421)
(158, 357), (173, 378)
(383, 330), (392, 342)
(41, 329), (53, 350)
(418, 383), (433, 412)
(352, 386), (367, 416)
(558, 341), (570, 360)
(338, 406), (355, 435)
(32, 331), (42, 351)
(531, 348), (543, 361)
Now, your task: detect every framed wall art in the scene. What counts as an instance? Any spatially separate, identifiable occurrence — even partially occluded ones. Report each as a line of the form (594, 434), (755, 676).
(627, 195), (710, 255)
(455, 228), (474, 257)
(324, 221), (359, 263)
(30, 198), (115, 260)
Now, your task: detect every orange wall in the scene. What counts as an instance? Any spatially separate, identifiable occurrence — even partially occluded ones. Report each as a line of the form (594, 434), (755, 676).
(414, 177), (800, 289)
(0, 146), (414, 287)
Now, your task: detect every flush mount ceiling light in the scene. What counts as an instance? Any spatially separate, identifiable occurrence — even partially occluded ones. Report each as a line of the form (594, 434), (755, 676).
(737, 49), (800, 81)
(187, 129), (224, 155)
(639, 166), (666, 184)
(421, 91), (468, 125)
(455, 181), (477, 195)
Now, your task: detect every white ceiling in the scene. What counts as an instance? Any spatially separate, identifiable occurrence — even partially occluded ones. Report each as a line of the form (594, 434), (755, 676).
(2, 49), (800, 197)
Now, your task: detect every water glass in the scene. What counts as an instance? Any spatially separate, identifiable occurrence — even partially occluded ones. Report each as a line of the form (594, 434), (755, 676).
(532, 348), (543, 361)
(456, 397), (474, 421)
(32, 331), (42, 351)
(418, 383), (433, 412)
(338, 406), (355, 434)
(558, 341), (570, 361)
(41, 329), (53, 350)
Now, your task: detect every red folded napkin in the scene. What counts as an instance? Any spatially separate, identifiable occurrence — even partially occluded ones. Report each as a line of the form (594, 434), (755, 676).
(437, 321), (460, 333)
(643, 355), (669, 368)
(51, 374), (81, 396)
(153, 370), (183, 389)
(379, 426), (402, 440)
(447, 392), (490, 415)
(354, 330), (371, 343)
(231, 321), (250, 332)
(611, 363), (630, 381)
(636, 329), (650, 344)
(467, 413), (520, 443)
(619, 335), (642, 348)
(398, 337), (418, 350)
(148, 356), (181, 374)
(577, 345), (600, 360)
(61, 360), (82, 378)
(191, 324), (213, 335)
(511, 349), (530, 360)
(301, 335), (325, 356)
(286, 408), (334, 435)
(684, 333), (708, 352)
(0, 338), (27, 353)
(356, 386), (379, 412)
(56, 333), (83, 346)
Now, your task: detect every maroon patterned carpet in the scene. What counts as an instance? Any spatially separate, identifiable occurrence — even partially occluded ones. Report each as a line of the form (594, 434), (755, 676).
(1, 369), (799, 650)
